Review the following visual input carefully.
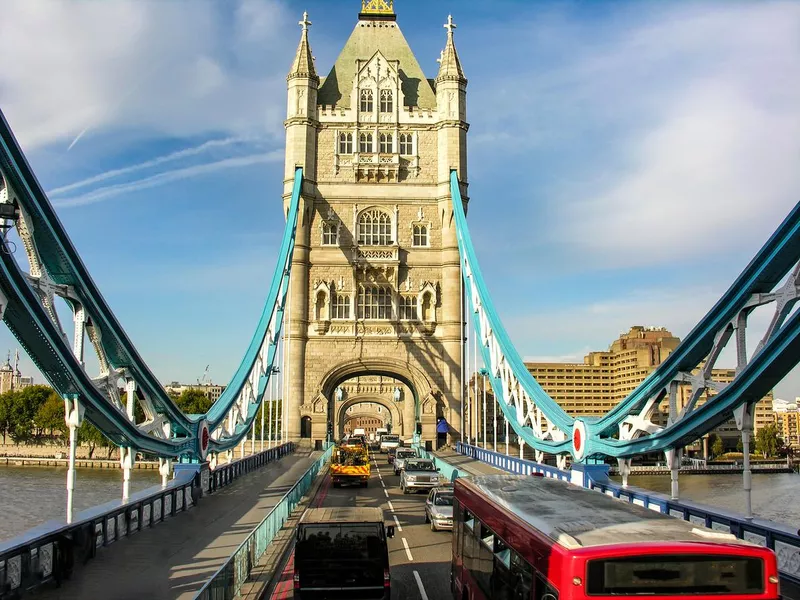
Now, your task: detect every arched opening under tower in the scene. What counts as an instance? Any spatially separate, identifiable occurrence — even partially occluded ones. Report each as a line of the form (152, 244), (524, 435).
(341, 400), (392, 438)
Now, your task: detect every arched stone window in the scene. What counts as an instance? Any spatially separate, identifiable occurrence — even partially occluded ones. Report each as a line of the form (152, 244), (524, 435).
(322, 221), (338, 246)
(399, 133), (413, 155)
(358, 208), (392, 245)
(360, 89), (374, 113)
(380, 89), (393, 113)
(359, 132), (374, 153)
(358, 285), (392, 319)
(379, 133), (393, 153)
(338, 132), (353, 154)
(412, 224), (428, 247)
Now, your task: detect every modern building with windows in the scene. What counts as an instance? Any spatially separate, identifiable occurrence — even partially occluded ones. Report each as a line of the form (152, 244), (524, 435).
(773, 398), (799, 449)
(524, 326), (774, 451)
(283, 1), (467, 444)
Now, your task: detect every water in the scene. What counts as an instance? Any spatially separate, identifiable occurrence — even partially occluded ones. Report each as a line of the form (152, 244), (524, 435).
(0, 466), (161, 542)
(1, 467), (797, 543)
(616, 473), (800, 528)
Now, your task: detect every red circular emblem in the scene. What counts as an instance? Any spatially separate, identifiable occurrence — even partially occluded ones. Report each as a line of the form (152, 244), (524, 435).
(573, 427), (582, 454)
(201, 426), (209, 452)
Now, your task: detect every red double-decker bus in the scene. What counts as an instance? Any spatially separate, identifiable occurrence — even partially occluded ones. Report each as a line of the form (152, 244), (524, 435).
(452, 475), (779, 600)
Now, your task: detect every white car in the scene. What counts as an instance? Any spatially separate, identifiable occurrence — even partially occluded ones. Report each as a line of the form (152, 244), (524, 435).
(393, 448), (417, 475)
(379, 434), (400, 453)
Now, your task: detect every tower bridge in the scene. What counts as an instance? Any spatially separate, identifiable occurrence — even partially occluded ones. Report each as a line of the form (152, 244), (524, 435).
(0, 1), (799, 598)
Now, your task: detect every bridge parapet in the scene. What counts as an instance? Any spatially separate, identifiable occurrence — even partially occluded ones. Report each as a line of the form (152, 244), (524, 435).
(456, 442), (800, 589)
(0, 443), (294, 599)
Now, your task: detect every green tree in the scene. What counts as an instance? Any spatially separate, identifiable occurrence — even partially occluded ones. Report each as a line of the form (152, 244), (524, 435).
(176, 389), (213, 415)
(253, 399), (283, 443)
(0, 391), (13, 443)
(755, 424), (780, 458)
(77, 421), (113, 459)
(736, 437), (744, 453)
(711, 436), (725, 459)
(35, 391), (67, 441)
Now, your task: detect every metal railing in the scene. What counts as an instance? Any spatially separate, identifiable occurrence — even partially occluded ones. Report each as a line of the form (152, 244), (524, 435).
(0, 442), (294, 599)
(195, 443), (334, 600)
(456, 442), (800, 587)
(456, 442), (570, 480)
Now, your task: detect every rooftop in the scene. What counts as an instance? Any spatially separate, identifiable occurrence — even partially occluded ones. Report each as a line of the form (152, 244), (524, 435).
(460, 475), (752, 550)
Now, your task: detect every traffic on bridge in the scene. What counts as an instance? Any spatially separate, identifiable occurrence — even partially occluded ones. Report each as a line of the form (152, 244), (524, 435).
(0, 0), (798, 598)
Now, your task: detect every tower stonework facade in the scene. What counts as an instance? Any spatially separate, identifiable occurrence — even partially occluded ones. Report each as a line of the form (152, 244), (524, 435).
(282, 3), (468, 444)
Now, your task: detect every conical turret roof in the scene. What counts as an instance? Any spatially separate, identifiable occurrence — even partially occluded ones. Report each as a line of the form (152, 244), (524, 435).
(436, 15), (466, 83)
(288, 12), (319, 82)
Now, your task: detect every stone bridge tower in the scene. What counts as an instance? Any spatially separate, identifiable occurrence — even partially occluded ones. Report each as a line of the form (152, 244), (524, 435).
(282, 1), (468, 446)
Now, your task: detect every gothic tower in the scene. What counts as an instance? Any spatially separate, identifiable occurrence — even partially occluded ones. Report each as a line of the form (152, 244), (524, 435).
(282, 1), (469, 444)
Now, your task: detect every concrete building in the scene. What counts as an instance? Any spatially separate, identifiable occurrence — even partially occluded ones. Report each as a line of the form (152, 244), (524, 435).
(283, 1), (467, 444)
(524, 326), (773, 449)
(165, 382), (226, 403)
(773, 398), (799, 449)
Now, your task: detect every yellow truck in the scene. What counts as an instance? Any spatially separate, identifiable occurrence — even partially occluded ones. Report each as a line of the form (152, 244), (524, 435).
(331, 444), (370, 488)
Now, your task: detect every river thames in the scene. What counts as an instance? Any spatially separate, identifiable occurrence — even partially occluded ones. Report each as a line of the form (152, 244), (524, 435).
(0, 466), (797, 541)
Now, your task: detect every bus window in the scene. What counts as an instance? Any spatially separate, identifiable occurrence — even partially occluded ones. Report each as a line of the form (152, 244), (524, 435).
(509, 551), (533, 600)
(535, 572), (558, 600)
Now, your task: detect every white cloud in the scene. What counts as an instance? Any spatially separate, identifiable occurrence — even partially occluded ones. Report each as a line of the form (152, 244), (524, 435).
(53, 151), (283, 207)
(468, 1), (800, 268)
(0, 0), (293, 150)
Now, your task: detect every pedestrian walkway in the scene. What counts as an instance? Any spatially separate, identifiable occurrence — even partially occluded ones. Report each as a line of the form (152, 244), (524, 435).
(40, 449), (319, 600)
(432, 447), (504, 476)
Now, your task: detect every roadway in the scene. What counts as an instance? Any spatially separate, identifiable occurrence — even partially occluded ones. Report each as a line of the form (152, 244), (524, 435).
(268, 451), (454, 599)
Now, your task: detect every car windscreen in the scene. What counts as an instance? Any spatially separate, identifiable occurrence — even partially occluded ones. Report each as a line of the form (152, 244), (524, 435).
(396, 451), (415, 458)
(381, 435), (399, 442)
(406, 460), (435, 471)
(297, 524), (384, 562)
(434, 492), (453, 506)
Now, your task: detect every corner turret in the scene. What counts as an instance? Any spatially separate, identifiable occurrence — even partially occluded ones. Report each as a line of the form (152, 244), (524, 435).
(435, 14), (468, 183)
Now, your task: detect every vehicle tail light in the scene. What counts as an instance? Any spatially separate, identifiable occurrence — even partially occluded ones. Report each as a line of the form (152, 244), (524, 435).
(293, 571), (300, 590)
(384, 568), (391, 588)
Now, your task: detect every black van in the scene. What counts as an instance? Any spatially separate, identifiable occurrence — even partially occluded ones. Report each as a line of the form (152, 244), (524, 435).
(294, 507), (394, 599)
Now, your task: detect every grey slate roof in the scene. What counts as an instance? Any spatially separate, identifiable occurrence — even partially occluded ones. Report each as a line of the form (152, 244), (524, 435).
(317, 19), (436, 110)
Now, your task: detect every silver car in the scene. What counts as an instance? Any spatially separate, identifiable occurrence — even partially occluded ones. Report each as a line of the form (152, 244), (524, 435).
(393, 448), (417, 475)
(425, 486), (454, 531)
(400, 458), (441, 494)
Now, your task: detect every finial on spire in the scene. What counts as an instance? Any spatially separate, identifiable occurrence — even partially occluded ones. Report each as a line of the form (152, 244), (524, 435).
(299, 11), (311, 32)
(444, 14), (457, 34)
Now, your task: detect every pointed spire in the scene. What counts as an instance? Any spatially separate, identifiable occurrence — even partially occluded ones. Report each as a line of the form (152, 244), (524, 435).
(436, 14), (466, 83)
(288, 11), (319, 82)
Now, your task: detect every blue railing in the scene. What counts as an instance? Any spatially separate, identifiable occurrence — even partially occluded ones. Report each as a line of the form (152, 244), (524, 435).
(456, 442), (570, 480)
(195, 443), (334, 600)
(456, 442), (800, 587)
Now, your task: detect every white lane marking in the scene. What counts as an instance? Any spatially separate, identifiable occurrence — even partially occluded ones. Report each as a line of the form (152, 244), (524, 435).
(413, 570), (429, 600)
(393, 514), (403, 532)
(402, 537), (414, 561)
(383, 488), (389, 497)
(381, 480), (386, 488)
(387, 501), (395, 512)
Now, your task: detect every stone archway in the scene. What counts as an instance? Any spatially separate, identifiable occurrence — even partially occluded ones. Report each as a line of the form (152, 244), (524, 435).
(336, 396), (402, 439)
(302, 357), (442, 444)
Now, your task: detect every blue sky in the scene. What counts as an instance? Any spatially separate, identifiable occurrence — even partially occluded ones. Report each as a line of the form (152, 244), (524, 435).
(1, 0), (799, 398)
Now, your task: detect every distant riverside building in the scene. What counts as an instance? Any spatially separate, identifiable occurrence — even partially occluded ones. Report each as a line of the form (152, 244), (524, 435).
(0, 351), (34, 394)
(165, 382), (225, 403)
(467, 327), (774, 453)
(773, 398), (799, 449)
(524, 326), (774, 449)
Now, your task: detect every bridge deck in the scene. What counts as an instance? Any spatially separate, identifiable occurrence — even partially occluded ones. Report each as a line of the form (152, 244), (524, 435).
(40, 449), (319, 600)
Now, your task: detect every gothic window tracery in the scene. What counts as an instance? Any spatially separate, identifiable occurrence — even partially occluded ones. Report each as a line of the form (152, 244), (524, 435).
(322, 221), (339, 246)
(358, 209), (392, 245)
(359, 132), (374, 153)
(358, 285), (392, 320)
(380, 89), (393, 113)
(379, 132), (393, 154)
(399, 296), (417, 320)
(331, 294), (351, 320)
(338, 132), (353, 154)
(360, 89), (374, 113)
(399, 133), (413, 155)
(412, 224), (428, 247)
